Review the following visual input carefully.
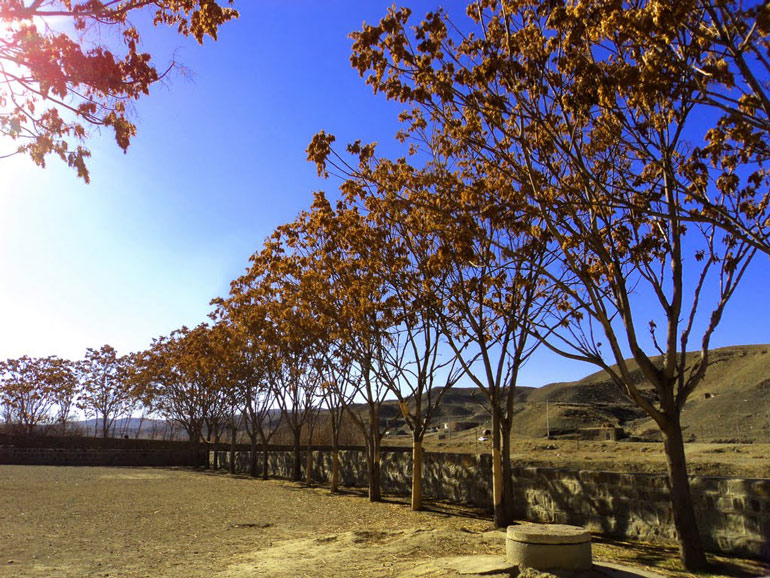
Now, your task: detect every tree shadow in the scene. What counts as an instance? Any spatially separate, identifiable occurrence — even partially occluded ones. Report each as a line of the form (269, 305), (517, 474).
(277, 481), (495, 522)
(592, 536), (677, 568)
(592, 536), (770, 577)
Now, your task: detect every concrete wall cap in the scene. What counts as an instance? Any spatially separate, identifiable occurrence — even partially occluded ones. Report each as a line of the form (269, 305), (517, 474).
(507, 524), (591, 544)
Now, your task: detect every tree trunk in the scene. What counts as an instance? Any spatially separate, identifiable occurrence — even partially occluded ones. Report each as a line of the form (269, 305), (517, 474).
(249, 434), (258, 478)
(330, 447), (340, 493)
(192, 434), (205, 468)
(491, 406), (506, 527)
(229, 426), (237, 475)
(367, 431), (382, 502)
(261, 441), (269, 481)
(500, 415), (515, 525)
(213, 433), (221, 470)
(663, 417), (709, 571)
(292, 429), (302, 481)
(367, 452), (381, 501)
(411, 438), (423, 511)
(306, 444), (314, 486)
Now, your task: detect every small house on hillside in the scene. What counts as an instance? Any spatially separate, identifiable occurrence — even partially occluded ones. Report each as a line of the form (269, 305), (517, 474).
(579, 425), (625, 441)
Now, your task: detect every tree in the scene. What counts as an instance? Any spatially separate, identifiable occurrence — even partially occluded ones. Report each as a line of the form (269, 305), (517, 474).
(270, 349), (321, 483)
(139, 330), (206, 450)
(178, 323), (230, 468)
(323, 170), (468, 511)
(40, 356), (80, 433)
(138, 324), (232, 466)
(0, 355), (55, 433)
(78, 344), (133, 438)
(213, 313), (283, 480)
(281, 194), (398, 502)
(240, 357), (281, 480)
(347, 1), (759, 568)
(648, 0), (770, 256)
(223, 238), (322, 483)
(426, 195), (555, 527)
(317, 362), (351, 493)
(308, 133), (561, 521)
(0, 0), (237, 181)
(201, 322), (244, 475)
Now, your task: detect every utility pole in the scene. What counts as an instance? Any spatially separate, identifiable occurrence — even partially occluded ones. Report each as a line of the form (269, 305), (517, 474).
(546, 400), (550, 439)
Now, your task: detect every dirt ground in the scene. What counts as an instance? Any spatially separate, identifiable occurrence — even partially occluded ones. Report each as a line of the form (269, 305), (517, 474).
(1, 466), (768, 578)
(381, 437), (770, 478)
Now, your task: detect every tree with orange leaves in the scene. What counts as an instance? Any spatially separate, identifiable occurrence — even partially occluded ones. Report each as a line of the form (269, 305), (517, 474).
(78, 344), (133, 438)
(0, 1), (237, 181)
(283, 193), (399, 502)
(135, 330), (206, 448)
(222, 234), (325, 483)
(137, 324), (231, 467)
(308, 134), (562, 521)
(1, 355), (54, 433)
(347, 1), (760, 568)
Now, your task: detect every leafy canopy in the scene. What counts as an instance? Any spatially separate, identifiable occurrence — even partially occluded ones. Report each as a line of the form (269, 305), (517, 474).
(0, 0), (237, 181)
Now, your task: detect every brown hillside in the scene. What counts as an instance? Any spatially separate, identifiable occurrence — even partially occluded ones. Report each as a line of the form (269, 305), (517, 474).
(405, 344), (770, 443)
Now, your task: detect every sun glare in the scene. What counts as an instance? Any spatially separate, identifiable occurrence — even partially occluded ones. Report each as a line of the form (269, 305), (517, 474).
(0, 13), (23, 59)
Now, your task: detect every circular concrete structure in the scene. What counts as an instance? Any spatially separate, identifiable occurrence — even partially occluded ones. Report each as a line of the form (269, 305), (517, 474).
(506, 524), (592, 571)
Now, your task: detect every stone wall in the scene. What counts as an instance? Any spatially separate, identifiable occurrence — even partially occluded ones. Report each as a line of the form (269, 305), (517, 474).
(0, 445), (204, 467)
(511, 466), (770, 559)
(0, 433), (194, 450)
(215, 448), (770, 559)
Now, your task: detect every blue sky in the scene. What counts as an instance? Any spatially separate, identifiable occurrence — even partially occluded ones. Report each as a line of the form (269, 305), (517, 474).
(1, 1), (769, 387)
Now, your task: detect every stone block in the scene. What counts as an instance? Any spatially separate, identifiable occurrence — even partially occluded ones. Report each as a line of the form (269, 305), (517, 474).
(551, 511), (571, 524)
(715, 497), (735, 511)
(698, 494), (718, 509)
(593, 498), (613, 517)
(725, 479), (752, 495)
(690, 477), (721, 494)
(714, 535), (737, 552)
(751, 479), (770, 498)
(720, 513), (748, 534)
(506, 524), (592, 571)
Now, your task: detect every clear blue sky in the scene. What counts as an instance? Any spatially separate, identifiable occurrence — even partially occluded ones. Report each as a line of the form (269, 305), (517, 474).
(1, 1), (768, 387)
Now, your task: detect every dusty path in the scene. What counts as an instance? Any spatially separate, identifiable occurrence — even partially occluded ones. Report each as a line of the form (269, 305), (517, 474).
(0, 466), (498, 578)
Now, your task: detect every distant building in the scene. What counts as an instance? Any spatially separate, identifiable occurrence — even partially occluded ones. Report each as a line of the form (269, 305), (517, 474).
(579, 425), (625, 441)
(442, 421), (481, 432)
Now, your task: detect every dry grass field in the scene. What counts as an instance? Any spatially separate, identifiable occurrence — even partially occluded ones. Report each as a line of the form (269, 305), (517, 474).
(382, 438), (770, 478)
(0, 466), (768, 578)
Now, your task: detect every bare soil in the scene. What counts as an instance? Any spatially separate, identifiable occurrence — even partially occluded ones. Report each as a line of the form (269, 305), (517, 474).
(0, 465), (498, 578)
(0, 466), (767, 578)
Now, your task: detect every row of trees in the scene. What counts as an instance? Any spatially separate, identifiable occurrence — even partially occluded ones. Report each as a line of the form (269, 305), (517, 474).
(0, 0), (237, 181)
(3, 0), (768, 571)
(171, 0), (765, 570)
(316, 1), (768, 570)
(0, 345), (135, 438)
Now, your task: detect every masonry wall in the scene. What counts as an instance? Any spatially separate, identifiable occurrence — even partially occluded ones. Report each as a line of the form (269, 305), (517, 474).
(215, 448), (770, 559)
(0, 445), (204, 467)
(0, 435), (206, 467)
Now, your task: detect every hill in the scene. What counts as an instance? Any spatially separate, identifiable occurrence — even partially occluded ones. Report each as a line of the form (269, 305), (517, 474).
(397, 344), (770, 443)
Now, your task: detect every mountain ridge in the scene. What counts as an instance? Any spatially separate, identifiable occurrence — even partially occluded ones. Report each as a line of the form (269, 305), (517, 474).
(402, 344), (770, 443)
